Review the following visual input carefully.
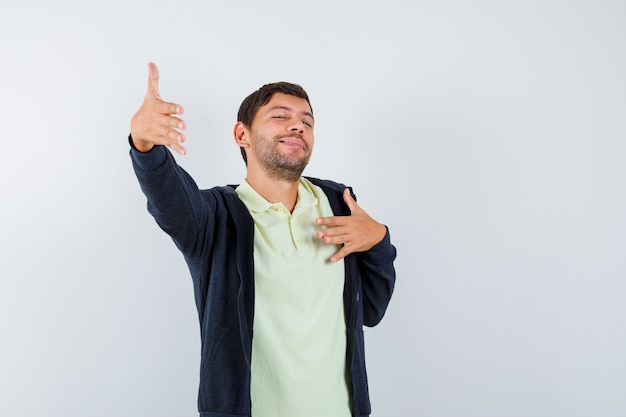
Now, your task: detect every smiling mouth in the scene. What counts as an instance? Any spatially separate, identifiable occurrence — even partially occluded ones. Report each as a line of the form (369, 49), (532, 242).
(278, 135), (305, 148)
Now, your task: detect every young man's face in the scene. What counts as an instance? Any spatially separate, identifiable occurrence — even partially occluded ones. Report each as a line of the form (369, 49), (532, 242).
(247, 93), (315, 181)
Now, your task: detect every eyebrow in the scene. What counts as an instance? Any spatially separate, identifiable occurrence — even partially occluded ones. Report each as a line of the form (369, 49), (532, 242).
(267, 105), (314, 121)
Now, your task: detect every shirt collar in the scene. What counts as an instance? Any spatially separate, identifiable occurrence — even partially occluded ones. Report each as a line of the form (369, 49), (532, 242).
(235, 178), (318, 214)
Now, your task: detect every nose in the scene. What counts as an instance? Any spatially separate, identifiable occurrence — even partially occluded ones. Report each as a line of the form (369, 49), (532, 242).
(290, 122), (304, 133)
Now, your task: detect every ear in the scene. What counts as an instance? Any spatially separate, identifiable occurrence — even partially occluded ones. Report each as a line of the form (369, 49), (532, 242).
(233, 121), (251, 150)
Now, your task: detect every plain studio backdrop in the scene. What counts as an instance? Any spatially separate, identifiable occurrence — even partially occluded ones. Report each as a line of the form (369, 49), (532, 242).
(1, 1), (625, 416)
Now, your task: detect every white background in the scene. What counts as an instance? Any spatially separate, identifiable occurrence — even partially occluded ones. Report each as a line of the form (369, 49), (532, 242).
(1, 1), (625, 416)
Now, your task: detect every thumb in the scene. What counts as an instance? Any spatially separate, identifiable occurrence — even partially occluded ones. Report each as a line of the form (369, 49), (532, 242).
(343, 188), (359, 214)
(146, 62), (160, 99)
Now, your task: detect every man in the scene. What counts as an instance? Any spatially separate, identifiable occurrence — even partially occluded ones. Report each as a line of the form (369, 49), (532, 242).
(129, 62), (396, 417)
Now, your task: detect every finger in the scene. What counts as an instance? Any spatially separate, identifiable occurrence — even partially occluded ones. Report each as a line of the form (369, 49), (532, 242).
(153, 125), (185, 142)
(146, 62), (160, 99)
(316, 216), (341, 226)
(144, 63), (185, 115)
(157, 128), (187, 155)
(317, 225), (344, 239)
(321, 234), (341, 245)
(168, 141), (187, 155)
(343, 188), (360, 214)
(153, 112), (186, 130)
(329, 246), (352, 263)
(154, 100), (185, 117)
(168, 114), (186, 130)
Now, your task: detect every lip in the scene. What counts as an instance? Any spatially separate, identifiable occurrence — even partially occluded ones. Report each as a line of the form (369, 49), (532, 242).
(278, 135), (305, 149)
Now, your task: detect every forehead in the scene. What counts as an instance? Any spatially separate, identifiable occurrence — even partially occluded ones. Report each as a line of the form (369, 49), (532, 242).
(262, 93), (313, 115)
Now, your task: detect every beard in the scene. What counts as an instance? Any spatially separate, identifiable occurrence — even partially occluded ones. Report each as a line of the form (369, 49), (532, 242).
(250, 132), (312, 182)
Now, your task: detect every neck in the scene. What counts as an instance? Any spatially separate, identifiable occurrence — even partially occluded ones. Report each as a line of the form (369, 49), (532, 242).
(245, 168), (301, 213)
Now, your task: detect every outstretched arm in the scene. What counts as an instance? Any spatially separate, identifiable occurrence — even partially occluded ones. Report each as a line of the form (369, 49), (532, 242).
(130, 62), (188, 155)
(129, 63), (214, 259)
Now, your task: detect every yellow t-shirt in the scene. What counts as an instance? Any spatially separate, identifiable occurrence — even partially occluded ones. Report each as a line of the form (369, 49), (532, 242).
(236, 178), (350, 417)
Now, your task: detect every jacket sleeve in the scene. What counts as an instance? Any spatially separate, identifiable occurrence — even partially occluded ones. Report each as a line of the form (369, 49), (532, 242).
(129, 139), (215, 260)
(358, 226), (397, 327)
(313, 177), (398, 328)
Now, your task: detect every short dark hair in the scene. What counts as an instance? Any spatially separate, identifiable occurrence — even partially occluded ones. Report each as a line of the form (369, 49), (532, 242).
(237, 82), (312, 164)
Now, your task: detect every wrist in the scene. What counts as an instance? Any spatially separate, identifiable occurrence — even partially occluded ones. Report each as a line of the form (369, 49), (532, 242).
(129, 134), (154, 153)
